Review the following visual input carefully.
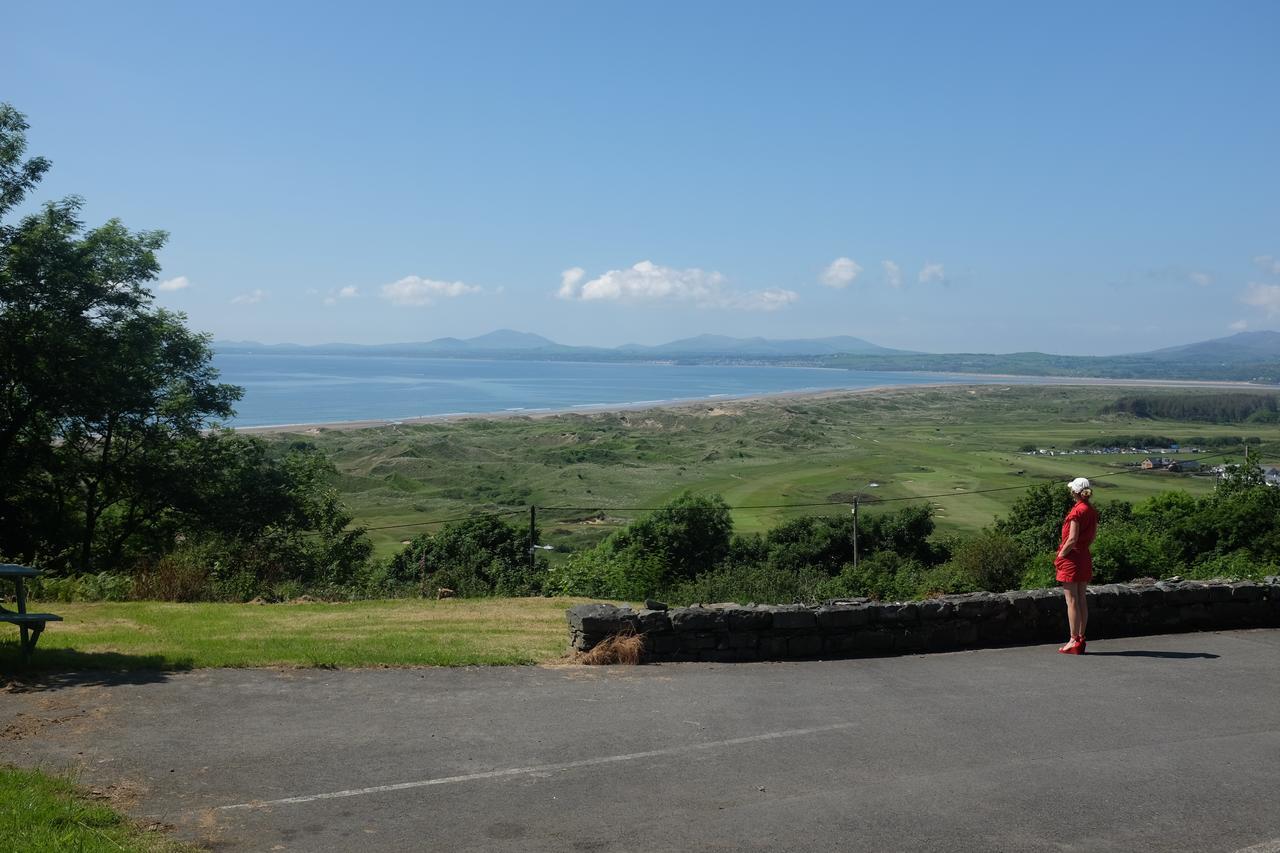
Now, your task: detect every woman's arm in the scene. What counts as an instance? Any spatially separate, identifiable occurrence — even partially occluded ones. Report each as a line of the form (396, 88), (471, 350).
(1058, 519), (1079, 559)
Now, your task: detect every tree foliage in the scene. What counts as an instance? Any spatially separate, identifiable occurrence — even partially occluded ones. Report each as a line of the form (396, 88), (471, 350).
(0, 104), (369, 590)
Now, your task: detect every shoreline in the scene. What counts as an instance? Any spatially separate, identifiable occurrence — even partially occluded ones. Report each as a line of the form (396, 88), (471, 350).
(233, 375), (1269, 435)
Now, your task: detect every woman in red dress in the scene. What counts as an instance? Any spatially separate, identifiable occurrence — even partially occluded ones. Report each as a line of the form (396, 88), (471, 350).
(1055, 477), (1098, 654)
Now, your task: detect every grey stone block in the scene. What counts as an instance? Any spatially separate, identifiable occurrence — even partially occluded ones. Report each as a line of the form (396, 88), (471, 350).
(567, 604), (637, 635)
(1229, 582), (1264, 602)
(636, 609), (672, 633)
(879, 603), (920, 624)
(1206, 584), (1233, 603)
(727, 632), (758, 650)
(788, 635), (823, 657)
(918, 599), (955, 620)
(815, 605), (860, 630)
(727, 608), (772, 631)
(670, 607), (727, 633)
(1003, 591), (1038, 616)
(770, 606), (817, 631)
(758, 635), (790, 659)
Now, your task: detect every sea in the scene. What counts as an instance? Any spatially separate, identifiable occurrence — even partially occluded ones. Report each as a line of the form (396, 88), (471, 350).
(213, 352), (1017, 428)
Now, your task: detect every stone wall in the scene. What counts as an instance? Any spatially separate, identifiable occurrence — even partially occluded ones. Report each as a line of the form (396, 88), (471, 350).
(566, 578), (1280, 662)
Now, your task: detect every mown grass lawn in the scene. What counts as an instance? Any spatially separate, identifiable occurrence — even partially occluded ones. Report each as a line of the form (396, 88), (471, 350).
(0, 598), (593, 671)
(0, 765), (194, 852)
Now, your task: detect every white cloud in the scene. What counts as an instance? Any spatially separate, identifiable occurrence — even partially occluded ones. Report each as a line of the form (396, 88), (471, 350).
(1230, 319), (1249, 331)
(323, 285), (360, 306)
(734, 288), (799, 312)
(819, 257), (862, 288)
(558, 267), (586, 299)
(380, 276), (480, 307)
(881, 260), (903, 288)
(556, 260), (795, 311)
(157, 276), (190, 292)
(1253, 255), (1280, 275)
(1188, 271), (1212, 287)
(918, 262), (945, 284)
(230, 289), (266, 305)
(1242, 282), (1280, 316)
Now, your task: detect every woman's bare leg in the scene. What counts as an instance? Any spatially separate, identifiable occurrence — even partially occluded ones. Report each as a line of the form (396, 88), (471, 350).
(1062, 583), (1080, 641)
(1075, 581), (1089, 638)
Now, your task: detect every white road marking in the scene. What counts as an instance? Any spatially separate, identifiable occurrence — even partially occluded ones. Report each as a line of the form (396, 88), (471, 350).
(217, 721), (858, 811)
(1233, 841), (1280, 853)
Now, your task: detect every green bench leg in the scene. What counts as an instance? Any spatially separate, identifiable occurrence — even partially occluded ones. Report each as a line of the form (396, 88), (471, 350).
(19, 622), (45, 663)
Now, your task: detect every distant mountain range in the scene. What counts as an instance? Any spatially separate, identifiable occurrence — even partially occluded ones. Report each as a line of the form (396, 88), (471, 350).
(1131, 331), (1280, 363)
(213, 329), (1280, 383)
(214, 330), (906, 358)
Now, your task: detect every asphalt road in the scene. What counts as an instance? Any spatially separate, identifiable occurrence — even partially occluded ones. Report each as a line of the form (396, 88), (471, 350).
(4, 630), (1280, 852)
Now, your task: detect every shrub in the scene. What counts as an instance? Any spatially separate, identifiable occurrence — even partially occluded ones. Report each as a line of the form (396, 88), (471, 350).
(29, 572), (132, 603)
(1019, 552), (1057, 590)
(666, 564), (839, 606)
(944, 530), (1029, 593)
(1185, 551), (1277, 582)
(389, 515), (545, 596)
(1091, 524), (1178, 583)
(604, 492), (734, 584)
(994, 483), (1073, 552)
(543, 547), (664, 601)
(833, 552), (927, 601)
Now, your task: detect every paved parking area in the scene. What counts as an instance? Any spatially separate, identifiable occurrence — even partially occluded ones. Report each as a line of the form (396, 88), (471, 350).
(4, 630), (1279, 852)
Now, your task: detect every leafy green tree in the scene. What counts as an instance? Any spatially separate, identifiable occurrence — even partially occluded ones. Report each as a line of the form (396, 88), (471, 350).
(944, 529), (1029, 592)
(390, 515), (543, 596)
(0, 105), (242, 571)
(604, 492), (733, 583)
(993, 482), (1074, 552)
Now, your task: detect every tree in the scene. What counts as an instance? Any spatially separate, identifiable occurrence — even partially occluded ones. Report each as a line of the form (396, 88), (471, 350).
(993, 482), (1074, 553)
(605, 492), (733, 583)
(0, 104), (243, 571)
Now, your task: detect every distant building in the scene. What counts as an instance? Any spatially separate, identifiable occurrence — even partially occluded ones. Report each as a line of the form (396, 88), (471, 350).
(1141, 457), (1173, 470)
(1265, 467), (1280, 486)
(1168, 460), (1201, 473)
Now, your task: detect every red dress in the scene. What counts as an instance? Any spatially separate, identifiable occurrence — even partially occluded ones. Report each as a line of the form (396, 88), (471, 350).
(1055, 501), (1098, 583)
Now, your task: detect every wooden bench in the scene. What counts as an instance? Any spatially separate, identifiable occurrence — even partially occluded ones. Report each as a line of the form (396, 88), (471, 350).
(1, 564), (62, 662)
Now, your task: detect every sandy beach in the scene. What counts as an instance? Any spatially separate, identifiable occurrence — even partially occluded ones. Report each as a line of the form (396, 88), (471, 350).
(234, 375), (1268, 435)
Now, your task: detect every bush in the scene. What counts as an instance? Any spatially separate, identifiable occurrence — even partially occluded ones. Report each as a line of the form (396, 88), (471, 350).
(1185, 551), (1277, 582)
(543, 547), (664, 601)
(994, 483), (1073, 552)
(604, 492), (733, 584)
(666, 564), (839, 606)
(28, 572), (132, 603)
(833, 552), (928, 601)
(944, 530), (1029, 593)
(1091, 524), (1178, 583)
(1019, 552), (1057, 590)
(389, 515), (545, 597)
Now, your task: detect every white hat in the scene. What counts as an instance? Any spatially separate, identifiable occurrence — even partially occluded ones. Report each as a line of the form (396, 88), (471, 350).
(1068, 477), (1092, 494)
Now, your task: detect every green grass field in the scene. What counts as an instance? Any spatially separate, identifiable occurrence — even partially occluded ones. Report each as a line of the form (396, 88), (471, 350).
(274, 385), (1280, 557)
(1, 598), (590, 671)
(0, 765), (193, 852)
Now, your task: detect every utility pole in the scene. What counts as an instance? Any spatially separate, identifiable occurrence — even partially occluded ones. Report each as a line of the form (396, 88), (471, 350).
(851, 498), (859, 571)
(528, 506), (537, 572)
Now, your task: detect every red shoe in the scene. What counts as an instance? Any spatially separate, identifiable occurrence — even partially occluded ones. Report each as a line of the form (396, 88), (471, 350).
(1077, 636), (1087, 654)
(1058, 638), (1082, 655)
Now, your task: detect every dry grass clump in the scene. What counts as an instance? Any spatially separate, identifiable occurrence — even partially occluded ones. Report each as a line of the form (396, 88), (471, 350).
(579, 629), (646, 665)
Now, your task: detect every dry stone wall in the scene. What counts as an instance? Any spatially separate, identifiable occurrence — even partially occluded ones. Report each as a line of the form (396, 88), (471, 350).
(566, 578), (1280, 662)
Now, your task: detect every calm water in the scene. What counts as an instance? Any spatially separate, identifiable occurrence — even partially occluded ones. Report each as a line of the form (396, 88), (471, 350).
(213, 353), (1011, 427)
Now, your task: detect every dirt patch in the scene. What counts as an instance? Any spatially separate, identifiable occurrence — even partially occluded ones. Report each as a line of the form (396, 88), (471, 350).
(1, 709), (87, 741)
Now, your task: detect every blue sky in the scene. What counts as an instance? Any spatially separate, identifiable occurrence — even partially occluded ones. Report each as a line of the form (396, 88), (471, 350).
(4, 1), (1278, 353)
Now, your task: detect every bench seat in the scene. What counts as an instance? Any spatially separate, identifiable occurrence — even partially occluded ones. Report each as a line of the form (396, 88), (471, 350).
(0, 612), (63, 624)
